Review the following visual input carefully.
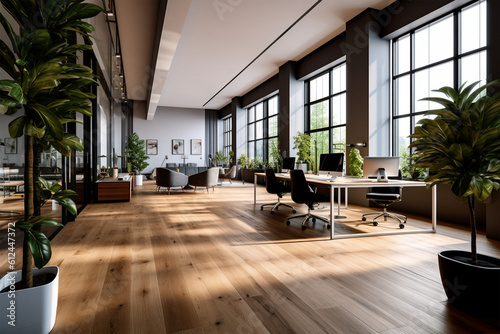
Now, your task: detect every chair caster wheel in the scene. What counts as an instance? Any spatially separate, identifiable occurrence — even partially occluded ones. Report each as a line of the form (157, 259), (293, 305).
(271, 211), (275, 214)
(312, 217), (316, 223)
(362, 217), (366, 221)
(399, 224), (405, 229)
(301, 225), (306, 230)
(373, 221), (378, 226)
(326, 224), (331, 229)
(292, 210), (297, 213)
(286, 220), (291, 226)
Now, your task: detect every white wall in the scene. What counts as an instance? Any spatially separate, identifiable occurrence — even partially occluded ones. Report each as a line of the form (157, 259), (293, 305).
(134, 105), (206, 174)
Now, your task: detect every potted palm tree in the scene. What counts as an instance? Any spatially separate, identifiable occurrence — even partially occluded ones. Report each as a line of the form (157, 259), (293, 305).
(126, 132), (150, 186)
(0, 1), (101, 332)
(410, 80), (500, 314)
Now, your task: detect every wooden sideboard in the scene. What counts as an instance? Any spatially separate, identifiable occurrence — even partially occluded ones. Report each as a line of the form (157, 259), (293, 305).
(97, 173), (133, 202)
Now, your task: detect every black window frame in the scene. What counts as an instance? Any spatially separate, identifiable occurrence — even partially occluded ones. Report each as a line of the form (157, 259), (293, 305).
(392, 0), (488, 160)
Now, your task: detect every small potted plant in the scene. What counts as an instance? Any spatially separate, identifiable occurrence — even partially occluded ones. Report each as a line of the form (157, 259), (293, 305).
(126, 132), (150, 186)
(410, 80), (500, 314)
(348, 147), (363, 177)
(292, 132), (312, 173)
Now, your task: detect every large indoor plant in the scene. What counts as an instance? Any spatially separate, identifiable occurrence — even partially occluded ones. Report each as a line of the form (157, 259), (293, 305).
(126, 132), (149, 185)
(0, 0), (101, 332)
(410, 80), (500, 313)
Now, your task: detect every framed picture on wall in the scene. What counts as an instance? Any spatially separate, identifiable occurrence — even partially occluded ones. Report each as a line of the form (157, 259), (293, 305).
(4, 138), (17, 154)
(172, 139), (184, 155)
(146, 139), (158, 155)
(191, 139), (202, 155)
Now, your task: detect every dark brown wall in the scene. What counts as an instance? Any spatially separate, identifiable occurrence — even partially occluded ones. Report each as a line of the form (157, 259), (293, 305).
(297, 32), (346, 80)
(380, 0), (471, 39)
(240, 74), (279, 109)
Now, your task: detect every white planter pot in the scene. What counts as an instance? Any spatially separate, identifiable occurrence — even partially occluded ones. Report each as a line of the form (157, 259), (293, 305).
(135, 174), (143, 186)
(0, 266), (59, 334)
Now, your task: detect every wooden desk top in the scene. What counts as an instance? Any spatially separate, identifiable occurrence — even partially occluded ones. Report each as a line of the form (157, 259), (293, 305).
(0, 181), (24, 186)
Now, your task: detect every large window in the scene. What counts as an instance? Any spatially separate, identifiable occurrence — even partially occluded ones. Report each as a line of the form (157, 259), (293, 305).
(247, 95), (278, 164)
(222, 116), (232, 158)
(392, 0), (487, 165)
(305, 63), (346, 172)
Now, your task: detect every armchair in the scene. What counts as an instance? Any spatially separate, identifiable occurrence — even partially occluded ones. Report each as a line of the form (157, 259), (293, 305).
(155, 168), (188, 194)
(188, 167), (220, 192)
(219, 165), (237, 184)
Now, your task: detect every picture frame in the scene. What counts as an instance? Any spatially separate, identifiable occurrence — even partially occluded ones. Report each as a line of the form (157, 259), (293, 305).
(4, 138), (17, 154)
(146, 139), (158, 155)
(191, 139), (202, 155)
(172, 139), (184, 155)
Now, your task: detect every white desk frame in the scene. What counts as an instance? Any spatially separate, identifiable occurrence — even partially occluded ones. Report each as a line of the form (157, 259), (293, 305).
(254, 173), (437, 240)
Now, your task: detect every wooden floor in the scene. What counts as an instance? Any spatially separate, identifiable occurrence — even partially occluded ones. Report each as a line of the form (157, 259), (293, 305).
(1, 180), (500, 333)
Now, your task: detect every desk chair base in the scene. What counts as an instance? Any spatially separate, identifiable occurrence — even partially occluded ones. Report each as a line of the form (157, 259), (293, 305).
(362, 207), (406, 229)
(261, 198), (296, 214)
(286, 207), (330, 230)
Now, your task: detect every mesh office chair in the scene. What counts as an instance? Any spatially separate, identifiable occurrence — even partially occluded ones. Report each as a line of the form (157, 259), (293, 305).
(286, 169), (330, 230)
(260, 168), (296, 214)
(361, 171), (407, 229)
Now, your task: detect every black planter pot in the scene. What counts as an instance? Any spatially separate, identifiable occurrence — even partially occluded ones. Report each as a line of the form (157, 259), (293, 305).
(438, 250), (500, 315)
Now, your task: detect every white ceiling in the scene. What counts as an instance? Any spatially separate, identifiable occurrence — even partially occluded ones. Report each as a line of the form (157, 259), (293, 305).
(116, 0), (396, 120)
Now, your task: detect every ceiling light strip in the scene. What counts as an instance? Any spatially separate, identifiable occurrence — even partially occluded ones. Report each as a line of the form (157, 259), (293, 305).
(203, 0), (323, 107)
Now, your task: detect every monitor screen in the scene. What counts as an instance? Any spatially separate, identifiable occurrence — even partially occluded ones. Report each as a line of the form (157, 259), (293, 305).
(319, 153), (344, 176)
(363, 157), (400, 180)
(282, 157), (296, 172)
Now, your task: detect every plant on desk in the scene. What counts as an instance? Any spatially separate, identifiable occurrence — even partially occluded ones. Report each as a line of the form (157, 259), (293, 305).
(293, 132), (312, 172)
(410, 80), (500, 314)
(269, 139), (283, 172)
(348, 147), (363, 177)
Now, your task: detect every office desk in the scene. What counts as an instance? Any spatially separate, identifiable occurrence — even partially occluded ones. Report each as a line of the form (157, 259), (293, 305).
(0, 181), (24, 197)
(254, 173), (436, 240)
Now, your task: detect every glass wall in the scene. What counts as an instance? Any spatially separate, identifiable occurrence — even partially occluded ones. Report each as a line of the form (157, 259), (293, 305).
(305, 63), (347, 172)
(392, 0), (487, 171)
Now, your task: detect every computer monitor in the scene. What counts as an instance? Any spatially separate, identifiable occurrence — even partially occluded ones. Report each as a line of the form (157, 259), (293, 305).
(363, 157), (400, 182)
(318, 153), (344, 176)
(282, 157), (295, 173)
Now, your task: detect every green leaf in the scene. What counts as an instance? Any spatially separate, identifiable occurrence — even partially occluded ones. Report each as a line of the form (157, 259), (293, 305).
(54, 197), (77, 215)
(25, 123), (46, 138)
(8, 116), (26, 137)
(26, 229), (52, 269)
(0, 39), (18, 79)
(30, 104), (64, 140)
(0, 80), (23, 102)
(60, 3), (103, 22)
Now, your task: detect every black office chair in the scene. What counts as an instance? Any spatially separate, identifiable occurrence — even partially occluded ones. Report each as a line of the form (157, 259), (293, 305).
(261, 168), (296, 214)
(361, 171), (407, 229)
(286, 169), (330, 230)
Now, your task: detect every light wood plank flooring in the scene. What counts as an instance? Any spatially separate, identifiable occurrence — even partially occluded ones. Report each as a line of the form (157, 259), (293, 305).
(1, 180), (499, 333)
